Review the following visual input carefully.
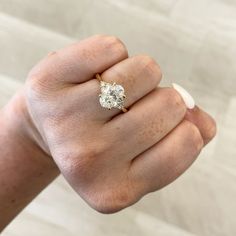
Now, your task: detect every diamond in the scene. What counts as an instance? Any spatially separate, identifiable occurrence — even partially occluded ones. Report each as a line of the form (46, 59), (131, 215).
(99, 81), (126, 110)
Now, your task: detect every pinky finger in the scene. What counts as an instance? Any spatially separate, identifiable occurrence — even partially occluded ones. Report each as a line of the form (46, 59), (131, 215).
(130, 120), (204, 195)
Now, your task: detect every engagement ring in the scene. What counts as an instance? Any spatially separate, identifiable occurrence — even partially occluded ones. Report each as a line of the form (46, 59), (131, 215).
(96, 74), (127, 113)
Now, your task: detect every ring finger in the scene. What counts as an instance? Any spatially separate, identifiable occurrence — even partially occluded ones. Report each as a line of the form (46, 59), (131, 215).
(73, 55), (162, 121)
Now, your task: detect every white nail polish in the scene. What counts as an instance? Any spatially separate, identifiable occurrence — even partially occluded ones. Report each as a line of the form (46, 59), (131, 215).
(172, 83), (195, 109)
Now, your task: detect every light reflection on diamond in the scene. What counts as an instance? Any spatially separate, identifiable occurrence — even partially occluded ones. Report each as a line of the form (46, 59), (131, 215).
(99, 81), (126, 110)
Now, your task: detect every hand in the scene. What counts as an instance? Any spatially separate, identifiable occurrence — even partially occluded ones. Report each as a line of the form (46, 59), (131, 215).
(23, 35), (216, 213)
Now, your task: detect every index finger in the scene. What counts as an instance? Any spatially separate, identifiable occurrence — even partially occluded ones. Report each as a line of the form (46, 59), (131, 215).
(28, 35), (128, 84)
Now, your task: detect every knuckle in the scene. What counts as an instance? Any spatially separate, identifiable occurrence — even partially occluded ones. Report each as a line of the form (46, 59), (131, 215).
(107, 35), (124, 46)
(54, 136), (111, 176)
(26, 73), (49, 100)
(81, 147), (103, 164)
(168, 88), (183, 105)
(163, 88), (187, 113)
(139, 55), (162, 78)
(72, 145), (102, 163)
(54, 145), (98, 176)
(104, 35), (128, 57)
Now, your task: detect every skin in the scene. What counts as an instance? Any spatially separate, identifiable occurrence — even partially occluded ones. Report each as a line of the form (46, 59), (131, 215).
(0, 35), (216, 231)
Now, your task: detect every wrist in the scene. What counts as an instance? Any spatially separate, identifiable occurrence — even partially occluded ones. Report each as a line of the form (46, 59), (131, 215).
(0, 90), (59, 231)
(2, 89), (55, 167)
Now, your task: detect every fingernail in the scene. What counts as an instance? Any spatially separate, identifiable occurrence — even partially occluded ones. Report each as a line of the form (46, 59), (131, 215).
(172, 83), (195, 109)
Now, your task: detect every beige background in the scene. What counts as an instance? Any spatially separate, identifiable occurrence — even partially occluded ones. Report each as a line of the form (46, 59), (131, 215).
(0, 0), (236, 235)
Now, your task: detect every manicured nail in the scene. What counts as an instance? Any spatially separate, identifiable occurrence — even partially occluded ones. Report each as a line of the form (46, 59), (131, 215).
(172, 83), (195, 109)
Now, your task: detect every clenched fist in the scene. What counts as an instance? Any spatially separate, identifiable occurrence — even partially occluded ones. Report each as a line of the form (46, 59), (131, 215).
(21, 35), (215, 213)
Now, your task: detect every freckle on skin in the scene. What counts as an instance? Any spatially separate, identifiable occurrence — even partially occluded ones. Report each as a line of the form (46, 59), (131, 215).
(127, 75), (136, 87)
(11, 199), (16, 204)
